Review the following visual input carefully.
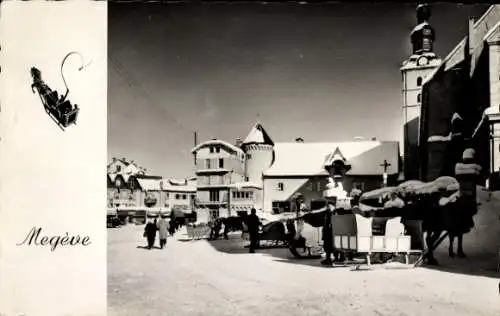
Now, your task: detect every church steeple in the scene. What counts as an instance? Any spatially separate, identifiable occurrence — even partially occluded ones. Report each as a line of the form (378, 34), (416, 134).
(411, 4), (435, 55)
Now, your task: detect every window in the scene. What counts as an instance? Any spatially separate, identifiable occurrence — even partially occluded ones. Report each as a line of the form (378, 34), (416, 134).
(209, 190), (220, 202)
(232, 192), (236, 199)
(277, 182), (284, 191)
(245, 192), (250, 199)
(245, 177), (249, 181)
(417, 93), (421, 103)
(246, 153), (252, 159)
(116, 165), (121, 172)
(182, 194), (187, 200)
(417, 77), (423, 86)
(191, 194), (196, 200)
(215, 147), (220, 153)
(272, 201), (291, 214)
(175, 194), (181, 200)
(205, 159), (211, 169)
(317, 182), (323, 191)
(352, 182), (365, 191)
(166, 193), (169, 199)
(210, 147), (214, 153)
(210, 210), (220, 219)
(219, 158), (224, 168)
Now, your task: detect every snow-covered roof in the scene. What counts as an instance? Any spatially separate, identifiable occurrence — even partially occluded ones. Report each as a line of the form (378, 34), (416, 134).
(227, 181), (262, 189)
(484, 20), (500, 42)
(428, 134), (451, 142)
(443, 37), (468, 72)
(242, 123), (274, 146)
(411, 22), (430, 34)
(421, 38), (466, 87)
(136, 178), (196, 192)
(263, 141), (399, 177)
(191, 139), (244, 155)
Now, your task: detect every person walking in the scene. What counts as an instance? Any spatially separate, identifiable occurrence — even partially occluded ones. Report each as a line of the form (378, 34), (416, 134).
(157, 215), (170, 249)
(144, 219), (158, 249)
(246, 208), (261, 253)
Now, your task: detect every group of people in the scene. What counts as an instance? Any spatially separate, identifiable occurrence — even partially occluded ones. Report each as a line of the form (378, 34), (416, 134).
(143, 216), (172, 250)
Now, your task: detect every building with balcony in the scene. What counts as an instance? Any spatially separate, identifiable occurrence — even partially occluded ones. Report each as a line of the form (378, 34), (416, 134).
(192, 123), (400, 218)
(107, 157), (196, 217)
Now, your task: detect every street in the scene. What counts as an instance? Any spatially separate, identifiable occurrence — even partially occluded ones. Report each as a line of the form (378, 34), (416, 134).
(108, 224), (499, 316)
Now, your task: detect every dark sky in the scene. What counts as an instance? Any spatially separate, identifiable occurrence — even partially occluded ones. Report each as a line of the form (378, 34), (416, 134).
(108, 2), (489, 179)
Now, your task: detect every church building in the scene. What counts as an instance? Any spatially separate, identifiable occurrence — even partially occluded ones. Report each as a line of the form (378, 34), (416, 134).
(414, 5), (500, 183)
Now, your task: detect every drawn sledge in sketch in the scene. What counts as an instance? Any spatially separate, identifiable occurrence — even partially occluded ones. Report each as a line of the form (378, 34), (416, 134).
(30, 51), (91, 130)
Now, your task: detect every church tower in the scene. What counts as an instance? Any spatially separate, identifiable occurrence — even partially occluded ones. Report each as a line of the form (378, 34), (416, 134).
(401, 4), (442, 180)
(241, 123), (274, 185)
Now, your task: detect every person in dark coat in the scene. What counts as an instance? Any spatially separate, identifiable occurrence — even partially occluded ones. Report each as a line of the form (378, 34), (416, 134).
(144, 219), (158, 249)
(246, 208), (261, 253)
(321, 201), (335, 265)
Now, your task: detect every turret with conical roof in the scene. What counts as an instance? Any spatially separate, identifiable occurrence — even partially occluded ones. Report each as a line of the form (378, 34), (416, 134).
(241, 122), (275, 184)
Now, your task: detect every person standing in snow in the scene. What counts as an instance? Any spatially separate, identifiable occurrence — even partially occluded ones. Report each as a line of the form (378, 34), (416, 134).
(144, 219), (158, 249)
(157, 215), (170, 249)
(246, 208), (261, 253)
(321, 200), (335, 266)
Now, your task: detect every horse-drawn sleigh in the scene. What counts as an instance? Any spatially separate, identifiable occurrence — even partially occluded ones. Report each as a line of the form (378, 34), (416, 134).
(285, 176), (479, 269)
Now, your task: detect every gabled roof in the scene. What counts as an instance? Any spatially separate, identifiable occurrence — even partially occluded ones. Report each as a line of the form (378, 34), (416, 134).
(324, 146), (347, 166)
(191, 139), (244, 155)
(263, 141), (399, 177)
(242, 123), (274, 146)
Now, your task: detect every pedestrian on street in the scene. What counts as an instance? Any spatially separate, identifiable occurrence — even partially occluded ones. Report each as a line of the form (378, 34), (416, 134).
(157, 215), (170, 249)
(246, 208), (261, 253)
(321, 200), (335, 266)
(144, 219), (158, 249)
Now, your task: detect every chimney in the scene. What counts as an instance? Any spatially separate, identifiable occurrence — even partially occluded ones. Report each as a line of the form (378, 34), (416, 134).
(295, 137), (304, 143)
(235, 137), (243, 147)
(122, 157), (126, 162)
(371, 137), (377, 141)
(112, 157), (117, 162)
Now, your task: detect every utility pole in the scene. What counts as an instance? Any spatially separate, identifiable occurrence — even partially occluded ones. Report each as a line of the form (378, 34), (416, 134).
(380, 159), (391, 187)
(193, 131), (198, 166)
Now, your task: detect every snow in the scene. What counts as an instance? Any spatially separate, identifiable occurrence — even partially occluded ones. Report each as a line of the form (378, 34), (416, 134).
(108, 219), (500, 316)
(264, 141), (398, 177)
(242, 123), (274, 146)
(191, 139), (244, 155)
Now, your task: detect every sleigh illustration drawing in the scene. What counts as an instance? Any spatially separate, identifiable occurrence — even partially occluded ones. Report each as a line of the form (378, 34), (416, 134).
(30, 52), (90, 130)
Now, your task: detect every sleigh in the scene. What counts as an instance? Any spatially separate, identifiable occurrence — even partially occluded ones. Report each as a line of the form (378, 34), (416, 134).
(256, 221), (288, 248)
(35, 88), (79, 130)
(288, 209), (421, 268)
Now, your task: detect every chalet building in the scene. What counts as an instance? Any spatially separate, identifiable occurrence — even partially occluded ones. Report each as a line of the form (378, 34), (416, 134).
(415, 5), (500, 183)
(191, 124), (400, 217)
(107, 157), (196, 217)
(190, 139), (257, 219)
